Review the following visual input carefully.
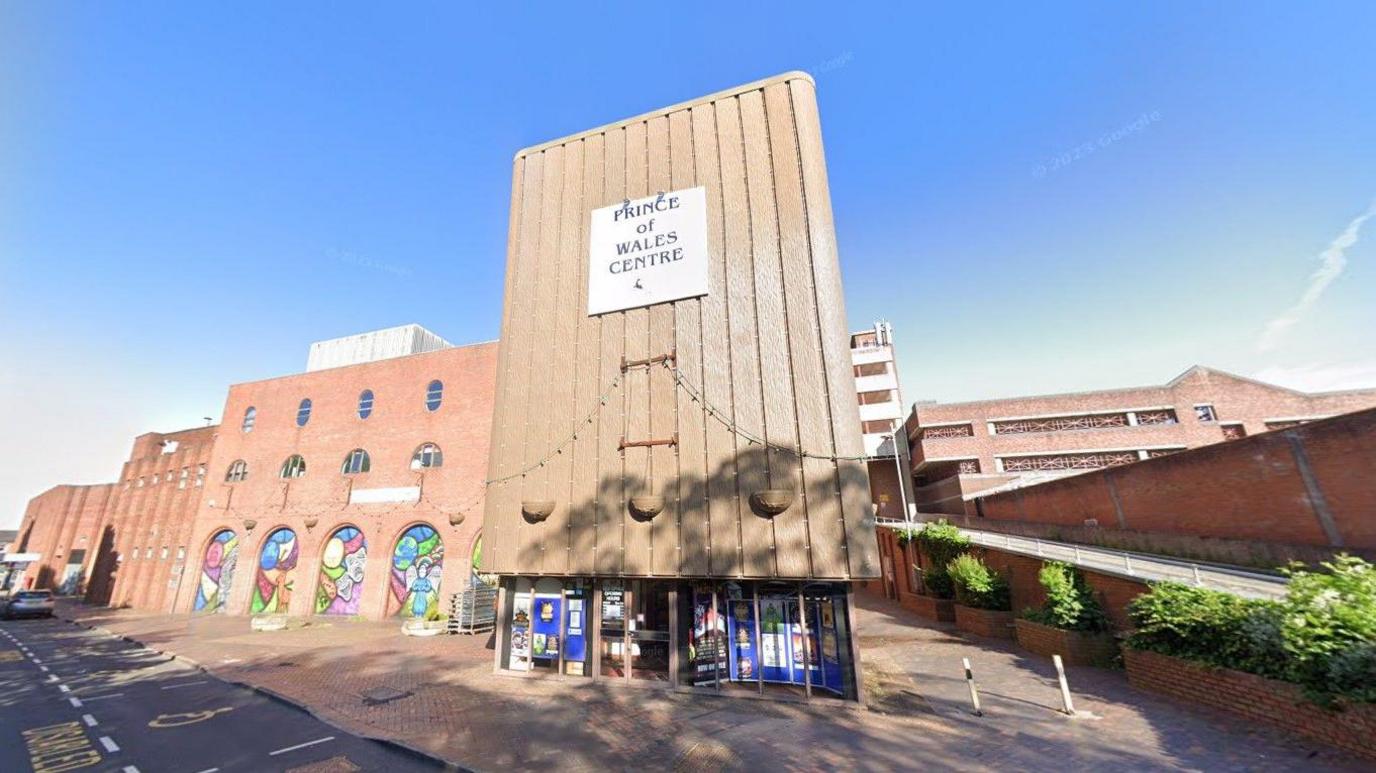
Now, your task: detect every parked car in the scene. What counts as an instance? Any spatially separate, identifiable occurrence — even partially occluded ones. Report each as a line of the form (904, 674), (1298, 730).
(2, 590), (55, 619)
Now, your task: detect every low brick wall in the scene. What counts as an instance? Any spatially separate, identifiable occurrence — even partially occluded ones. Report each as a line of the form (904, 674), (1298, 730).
(953, 605), (1014, 639)
(1124, 648), (1376, 760)
(900, 592), (955, 622)
(1014, 619), (1118, 667)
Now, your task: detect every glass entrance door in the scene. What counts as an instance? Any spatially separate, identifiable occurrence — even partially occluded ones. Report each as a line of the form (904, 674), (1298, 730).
(629, 580), (670, 682)
(599, 580), (626, 678)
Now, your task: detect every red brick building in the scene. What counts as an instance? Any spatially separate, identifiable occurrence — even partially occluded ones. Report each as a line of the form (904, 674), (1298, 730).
(10, 327), (499, 621)
(178, 338), (497, 619)
(11, 483), (114, 594)
(906, 366), (1376, 514)
(93, 425), (218, 609)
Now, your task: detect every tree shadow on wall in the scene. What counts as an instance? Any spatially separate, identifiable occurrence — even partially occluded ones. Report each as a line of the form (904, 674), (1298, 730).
(509, 444), (875, 577)
(84, 525), (118, 606)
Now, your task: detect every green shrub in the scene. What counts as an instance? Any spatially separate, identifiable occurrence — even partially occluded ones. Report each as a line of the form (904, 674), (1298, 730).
(1023, 561), (1109, 633)
(1127, 555), (1376, 705)
(914, 520), (970, 564)
(1128, 583), (1285, 675)
(1277, 555), (1376, 704)
(913, 520), (970, 600)
(922, 569), (954, 600)
(894, 526), (920, 547)
(947, 553), (1011, 611)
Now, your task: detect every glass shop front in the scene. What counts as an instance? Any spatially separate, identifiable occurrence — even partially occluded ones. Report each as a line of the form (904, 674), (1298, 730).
(496, 577), (860, 701)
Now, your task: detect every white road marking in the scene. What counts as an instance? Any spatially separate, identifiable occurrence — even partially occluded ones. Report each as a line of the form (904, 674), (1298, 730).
(58, 684), (71, 693)
(68, 697), (83, 707)
(82, 713), (98, 726)
(31, 657), (42, 663)
(39, 665), (49, 672)
(82, 692), (124, 701)
(268, 736), (335, 756)
(123, 766), (140, 773)
(192, 768), (220, 773)
(98, 736), (120, 752)
(160, 680), (209, 690)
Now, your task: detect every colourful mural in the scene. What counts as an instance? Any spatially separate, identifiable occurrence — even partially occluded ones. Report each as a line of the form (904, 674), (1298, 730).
(250, 527), (299, 614)
(193, 529), (239, 613)
(315, 526), (367, 615)
(390, 523), (443, 618)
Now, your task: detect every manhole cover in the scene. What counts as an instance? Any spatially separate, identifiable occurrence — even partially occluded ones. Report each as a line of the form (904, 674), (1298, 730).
(360, 686), (412, 705)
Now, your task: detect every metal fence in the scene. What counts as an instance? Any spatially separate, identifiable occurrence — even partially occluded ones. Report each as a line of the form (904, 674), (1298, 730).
(878, 520), (1287, 599)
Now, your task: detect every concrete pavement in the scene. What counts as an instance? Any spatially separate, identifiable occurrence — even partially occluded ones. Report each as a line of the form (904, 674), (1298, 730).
(38, 597), (1371, 772)
(0, 616), (441, 772)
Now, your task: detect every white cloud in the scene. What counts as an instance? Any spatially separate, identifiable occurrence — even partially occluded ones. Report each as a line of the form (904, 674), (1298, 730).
(1257, 199), (1376, 351)
(1252, 360), (1376, 393)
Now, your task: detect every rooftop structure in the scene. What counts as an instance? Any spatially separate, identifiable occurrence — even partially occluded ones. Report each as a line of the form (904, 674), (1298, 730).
(305, 323), (452, 372)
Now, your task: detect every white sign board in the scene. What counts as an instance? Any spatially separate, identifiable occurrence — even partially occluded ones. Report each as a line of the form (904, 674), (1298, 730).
(587, 186), (709, 315)
(349, 486), (421, 505)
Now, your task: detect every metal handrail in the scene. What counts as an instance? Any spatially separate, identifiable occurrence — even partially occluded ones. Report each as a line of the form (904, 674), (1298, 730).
(877, 519), (1287, 599)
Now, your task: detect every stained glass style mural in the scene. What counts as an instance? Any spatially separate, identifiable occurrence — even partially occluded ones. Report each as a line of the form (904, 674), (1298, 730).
(390, 523), (443, 618)
(315, 526), (367, 615)
(193, 529), (239, 613)
(250, 527), (299, 614)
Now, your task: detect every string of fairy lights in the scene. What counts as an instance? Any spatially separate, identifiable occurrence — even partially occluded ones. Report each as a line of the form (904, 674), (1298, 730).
(660, 359), (874, 463)
(227, 358), (867, 527)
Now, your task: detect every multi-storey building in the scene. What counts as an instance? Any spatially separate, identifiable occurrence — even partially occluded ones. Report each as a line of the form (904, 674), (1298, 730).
(181, 333), (496, 619)
(850, 322), (914, 523)
(10, 483), (114, 595)
(906, 365), (1376, 514)
(9, 326), (499, 622)
(850, 321), (904, 456)
(91, 425), (218, 609)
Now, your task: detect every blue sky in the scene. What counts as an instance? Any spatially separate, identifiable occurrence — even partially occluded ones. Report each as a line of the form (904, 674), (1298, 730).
(3, 3), (1374, 526)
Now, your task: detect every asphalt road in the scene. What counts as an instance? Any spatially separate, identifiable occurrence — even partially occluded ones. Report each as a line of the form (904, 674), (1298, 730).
(0, 616), (440, 773)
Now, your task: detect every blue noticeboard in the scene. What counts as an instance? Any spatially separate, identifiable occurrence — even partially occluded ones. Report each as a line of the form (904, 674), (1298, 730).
(564, 593), (587, 665)
(531, 596), (561, 660)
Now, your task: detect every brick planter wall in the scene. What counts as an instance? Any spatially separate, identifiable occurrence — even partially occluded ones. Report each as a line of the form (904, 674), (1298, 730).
(1124, 648), (1376, 760)
(1014, 619), (1118, 667)
(901, 592), (955, 622)
(953, 604), (1014, 639)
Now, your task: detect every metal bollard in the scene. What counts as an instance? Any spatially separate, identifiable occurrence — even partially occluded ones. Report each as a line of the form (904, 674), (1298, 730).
(1053, 654), (1075, 716)
(963, 657), (983, 716)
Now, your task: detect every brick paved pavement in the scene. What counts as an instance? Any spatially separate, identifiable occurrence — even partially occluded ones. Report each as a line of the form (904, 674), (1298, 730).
(51, 597), (1365, 772)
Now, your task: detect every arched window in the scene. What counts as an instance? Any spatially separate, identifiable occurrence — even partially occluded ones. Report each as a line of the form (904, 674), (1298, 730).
(242, 407), (257, 433)
(225, 460), (249, 482)
(316, 526), (367, 615)
(279, 454), (307, 479)
(358, 389), (375, 419)
(425, 380), (443, 411)
(388, 523), (443, 618)
(296, 398), (313, 427)
(411, 443), (443, 470)
(193, 529), (239, 613)
(341, 449), (371, 475)
(250, 528), (299, 615)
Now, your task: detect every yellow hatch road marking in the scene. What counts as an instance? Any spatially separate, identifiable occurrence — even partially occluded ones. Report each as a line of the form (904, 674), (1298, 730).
(148, 707), (235, 728)
(0, 650), (24, 662)
(22, 721), (102, 773)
